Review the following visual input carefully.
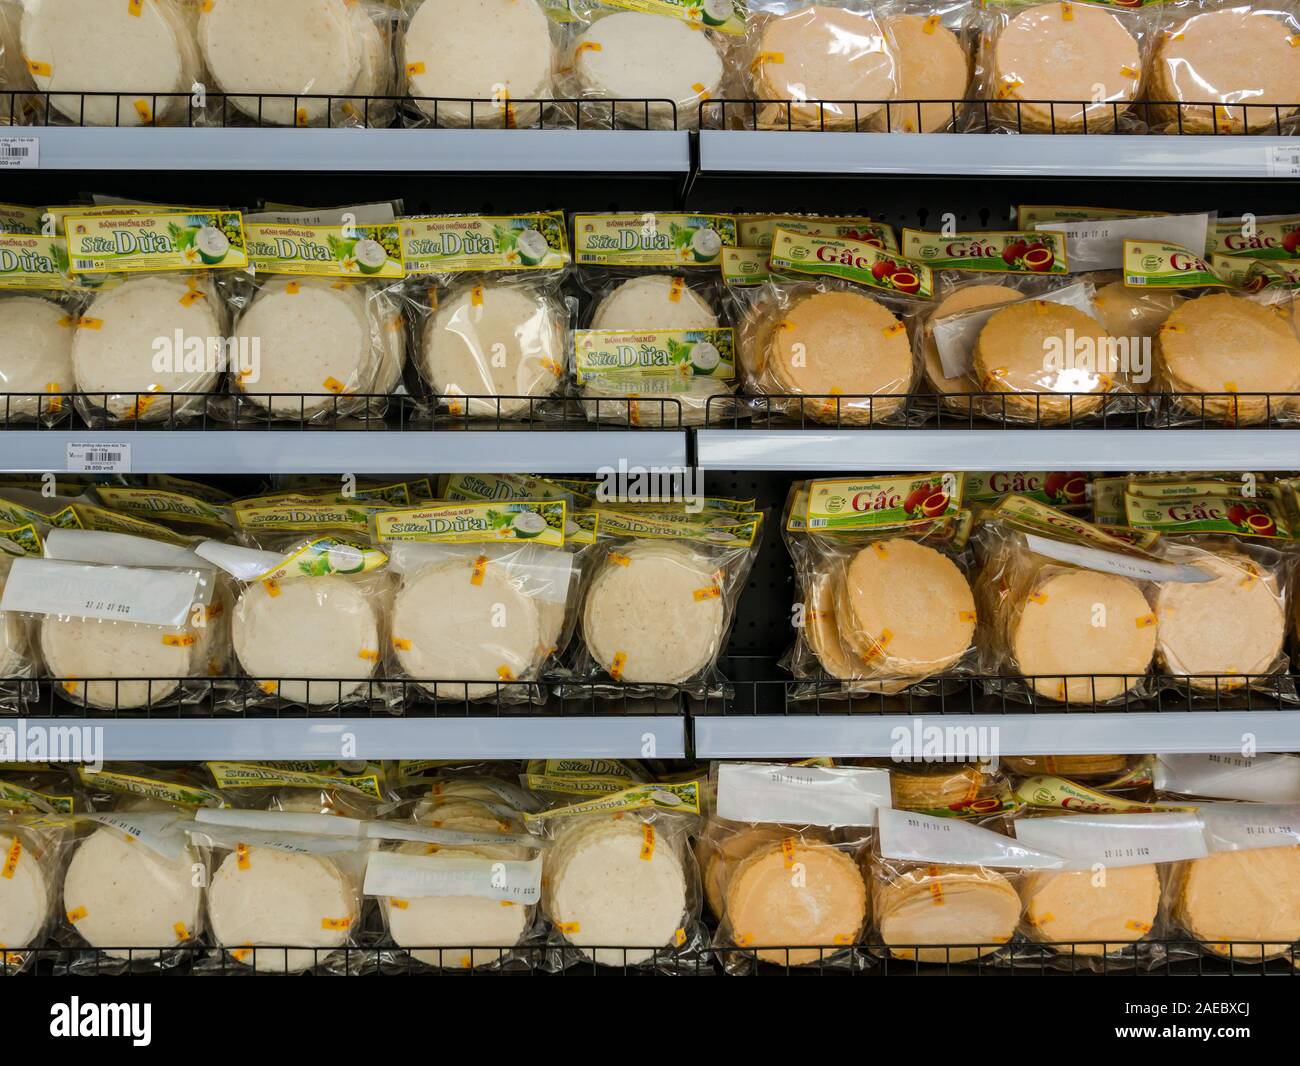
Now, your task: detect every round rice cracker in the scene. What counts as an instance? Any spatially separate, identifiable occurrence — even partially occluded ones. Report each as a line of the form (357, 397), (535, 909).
(877, 865), (1021, 963)
(1176, 846), (1300, 960)
(0, 831), (50, 951)
(208, 846), (358, 973)
(1151, 9), (1300, 133)
(724, 840), (867, 966)
(974, 301), (1113, 424)
(581, 541), (726, 685)
(573, 11), (723, 131)
(63, 826), (202, 960)
(333, 3), (392, 128)
(385, 842), (530, 969)
(422, 282), (564, 419)
(21, 0), (194, 126)
(41, 615), (193, 710)
(765, 289), (913, 425)
(406, 0), (552, 128)
(922, 283), (1022, 404)
(234, 277), (376, 419)
(1010, 569), (1156, 704)
(1021, 864), (1160, 956)
(199, 0), (360, 127)
(73, 275), (222, 423)
(0, 296), (75, 421)
(547, 817), (687, 967)
(1155, 550), (1285, 691)
(881, 14), (970, 134)
(1092, 281), (1182, 343)
(392, 558), (542, 701)
(1157, 294), (1300, 425)
(591, 275), (718, 331)
(231, 576), (382, 706)
(753, 5), (898, 130)
(835, 538), (976, 680)
(991, 2), (1140, 133)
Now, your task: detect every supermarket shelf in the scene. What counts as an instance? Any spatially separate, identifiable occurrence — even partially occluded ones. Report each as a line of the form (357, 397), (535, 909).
(698, 130), (1300, 179)
(0, 716), (686, 761)
(0, 429), (689, 475)
(693, 712), (1300, 759)
(27, 126), (692, 173)
(695, 429), (1300, 472)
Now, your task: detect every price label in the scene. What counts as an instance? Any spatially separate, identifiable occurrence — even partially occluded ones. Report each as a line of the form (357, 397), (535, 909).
(0, 137), (37, 170)
(1267, 144), (1300, 178)
(67, 443), (132, 473)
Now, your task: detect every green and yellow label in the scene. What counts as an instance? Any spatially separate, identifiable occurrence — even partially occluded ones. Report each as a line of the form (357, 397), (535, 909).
(738, 214), (897, 252)
(79, 768), (222, 809)
(1123, 239), (1227, 290)
(65, 211), (249, 274)
(400, 213), (569, 273)
(720, 246), (771, 286)
(803, 474), (963, 531)
(373, 500), (567, 547)
(573, 328), (735, 382)
(769, 228), (933, 299)
(205, 762), (384, 799)
(601, 0), (746, 33)
(94, 486), (235, 532)
(574, 213), (737, 268)
(902, 229), (1068, 274)
(0, 235), (73, 291)
(1212, 215), (1300, 261)
(1125, 492), (1290, 539)
(245, 222), (404, 279)
(1015, 204), (1161, 228)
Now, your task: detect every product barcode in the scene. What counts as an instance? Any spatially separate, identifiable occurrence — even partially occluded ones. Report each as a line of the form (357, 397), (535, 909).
(808, 518), (828, 528)
(0, 144), (28, 158)
(73, 259), (98, 271)
(86, 451), (123, 464)
(1128, 276), (1147, 285)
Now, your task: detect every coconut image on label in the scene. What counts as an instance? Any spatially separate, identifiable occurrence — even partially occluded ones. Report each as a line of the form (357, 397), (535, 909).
(515, 229), (550, 267)
(350, 238), (387, 276)
(193, 226), (230, 266)
(511, 511), (549, 540)
(690, 228), (723, 263)
(690, 341), (722, 374)
(700, 0), (733, 26)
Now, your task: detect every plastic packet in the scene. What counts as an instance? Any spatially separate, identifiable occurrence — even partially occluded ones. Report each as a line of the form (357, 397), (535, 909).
(1121, 478), (1298, 700)
(561, 0), (738, 130)
(888, 759), (1017, 818)
(573, 211), (737, 427)
(402, 212), (570, 422)
(60, 206), (252, 426)
(0, 0), (34, 125)
(196, 502), (393, 712)
(372, 498), (576, 706)
(57, 764), (222, 974)
(90, 483), (237, 539)
(743, 1), (900, 131)
(0, 805), (70, 974)
(743, 226), (930, 426)
(524, 776), (708, 973)
(231, 205), (407, 423)
(970, 0), (1149, 134)
(0, 523), (43, 711)
(1004, 753), (1148, 784)
(707, 761), (888, 972)
(784, 474), (978, 699)
(400, 0), (561, 129)
(20, 0), (202, 126)
(1147, 1), (1300, 134)
(571, 504), (763, 697)
(196, 0), (394, 128)
(877, 0), (974, 133)
(1155, 752), (1300, 805)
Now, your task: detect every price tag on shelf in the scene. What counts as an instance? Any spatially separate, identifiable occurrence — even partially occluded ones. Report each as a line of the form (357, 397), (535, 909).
(0, 136), (38, 169)
(67, 442), (132, 474)
(1267, 144), (1300, 178)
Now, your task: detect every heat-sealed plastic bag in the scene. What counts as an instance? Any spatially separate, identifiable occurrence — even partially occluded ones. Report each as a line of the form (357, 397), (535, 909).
(784, 474), (978, 699)
(58, 765), (222, 974)
(1155, 752), (1300, 805)
(877, 0), (974, 133)
(708, 762), (888, 972)
(1147, 1), (1300, 134)
(373, 498), (576, 706)
(61, 206), (251, 426)
(400, 0), (561, 129)
(0, 805), (69, 974)
(403, 212), (570, 421)
(525, 776), (708, 973)
(572, 504), (762, 696)
(743, 1), (900, 130)
(971, 0), (1148, 133)
(0, 0), (34, 125)
(231, 205), (407, 423)
(197, 0), (395, 127)
(562, 0), (738, 130)
(20, 0), (202, 126)
(197, 502), (392, 712)
(0, 523), (43, 711)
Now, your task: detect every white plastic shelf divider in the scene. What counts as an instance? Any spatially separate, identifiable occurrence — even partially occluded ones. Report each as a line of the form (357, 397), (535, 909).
(0, 429), (689, 475)
(696, 429), (1300, 472)
(698, 130), (1300, 179)
(0, 717), (686, 761)
(694, 712), (1300, 759)
(29, 127), (692, 173)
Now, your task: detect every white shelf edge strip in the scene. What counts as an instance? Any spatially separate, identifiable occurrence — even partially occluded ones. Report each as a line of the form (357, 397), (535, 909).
(696, 429), (1300, 472)
(0, 430), (688, 475)
(0, 717), (686, 761)
(693, 712), (1300, 758)
(30, 127), (692, 173)
(699, 130), (1300, 178)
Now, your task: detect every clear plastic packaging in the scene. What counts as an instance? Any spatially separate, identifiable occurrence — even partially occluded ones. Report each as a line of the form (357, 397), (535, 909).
(0, 809), (67, 974)
(197, 0), (395, 127)
(1147, 1), (1300, 134)
(404, 212), (571, 421)
(20, 0), (202, 126)
(877, 0), (974, 134)
(743, 1), (900, 130)
(0, 0), (34, 125)
(971, 0), (1148, 134)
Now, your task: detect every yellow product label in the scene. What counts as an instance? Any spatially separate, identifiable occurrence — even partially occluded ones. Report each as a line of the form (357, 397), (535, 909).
(0, 235), (75, 291)
(523, 780), (702, 824)
(770, 228), (933, 299)
(93, 486), (235, 531)
(0, 523), (43, 558)
(1212, 214), (1300, 262)
(901, 229), (1068, 274)
(204, 762), (384, 799)
(803, 474), (964, 531)
(65, 211), (249, 275)
(245, 221), (405, 279)
(256, 536), (388, 583)
(1015, 204), (1158, 229)
(596, 509), (762, 547)
(440, 472), (585, 506)
(600, 0), (746, 33)
(1124, 491), (1290, 540)
(401, 213), (569, 274)
(720, 245), (771, 286)
(234, 501), (390, 534)
(736, 214), (897, 253)
(573, 327), (736, 383)
(1123, 239), (1228, 290)
(573, 213), (737, 268)
(0, 203), (44, 236)
(991, 494), (1158, 557)
(373, 500), (566, 547)
(78, 768), (220, 809)
(68, 503), (190, 545)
